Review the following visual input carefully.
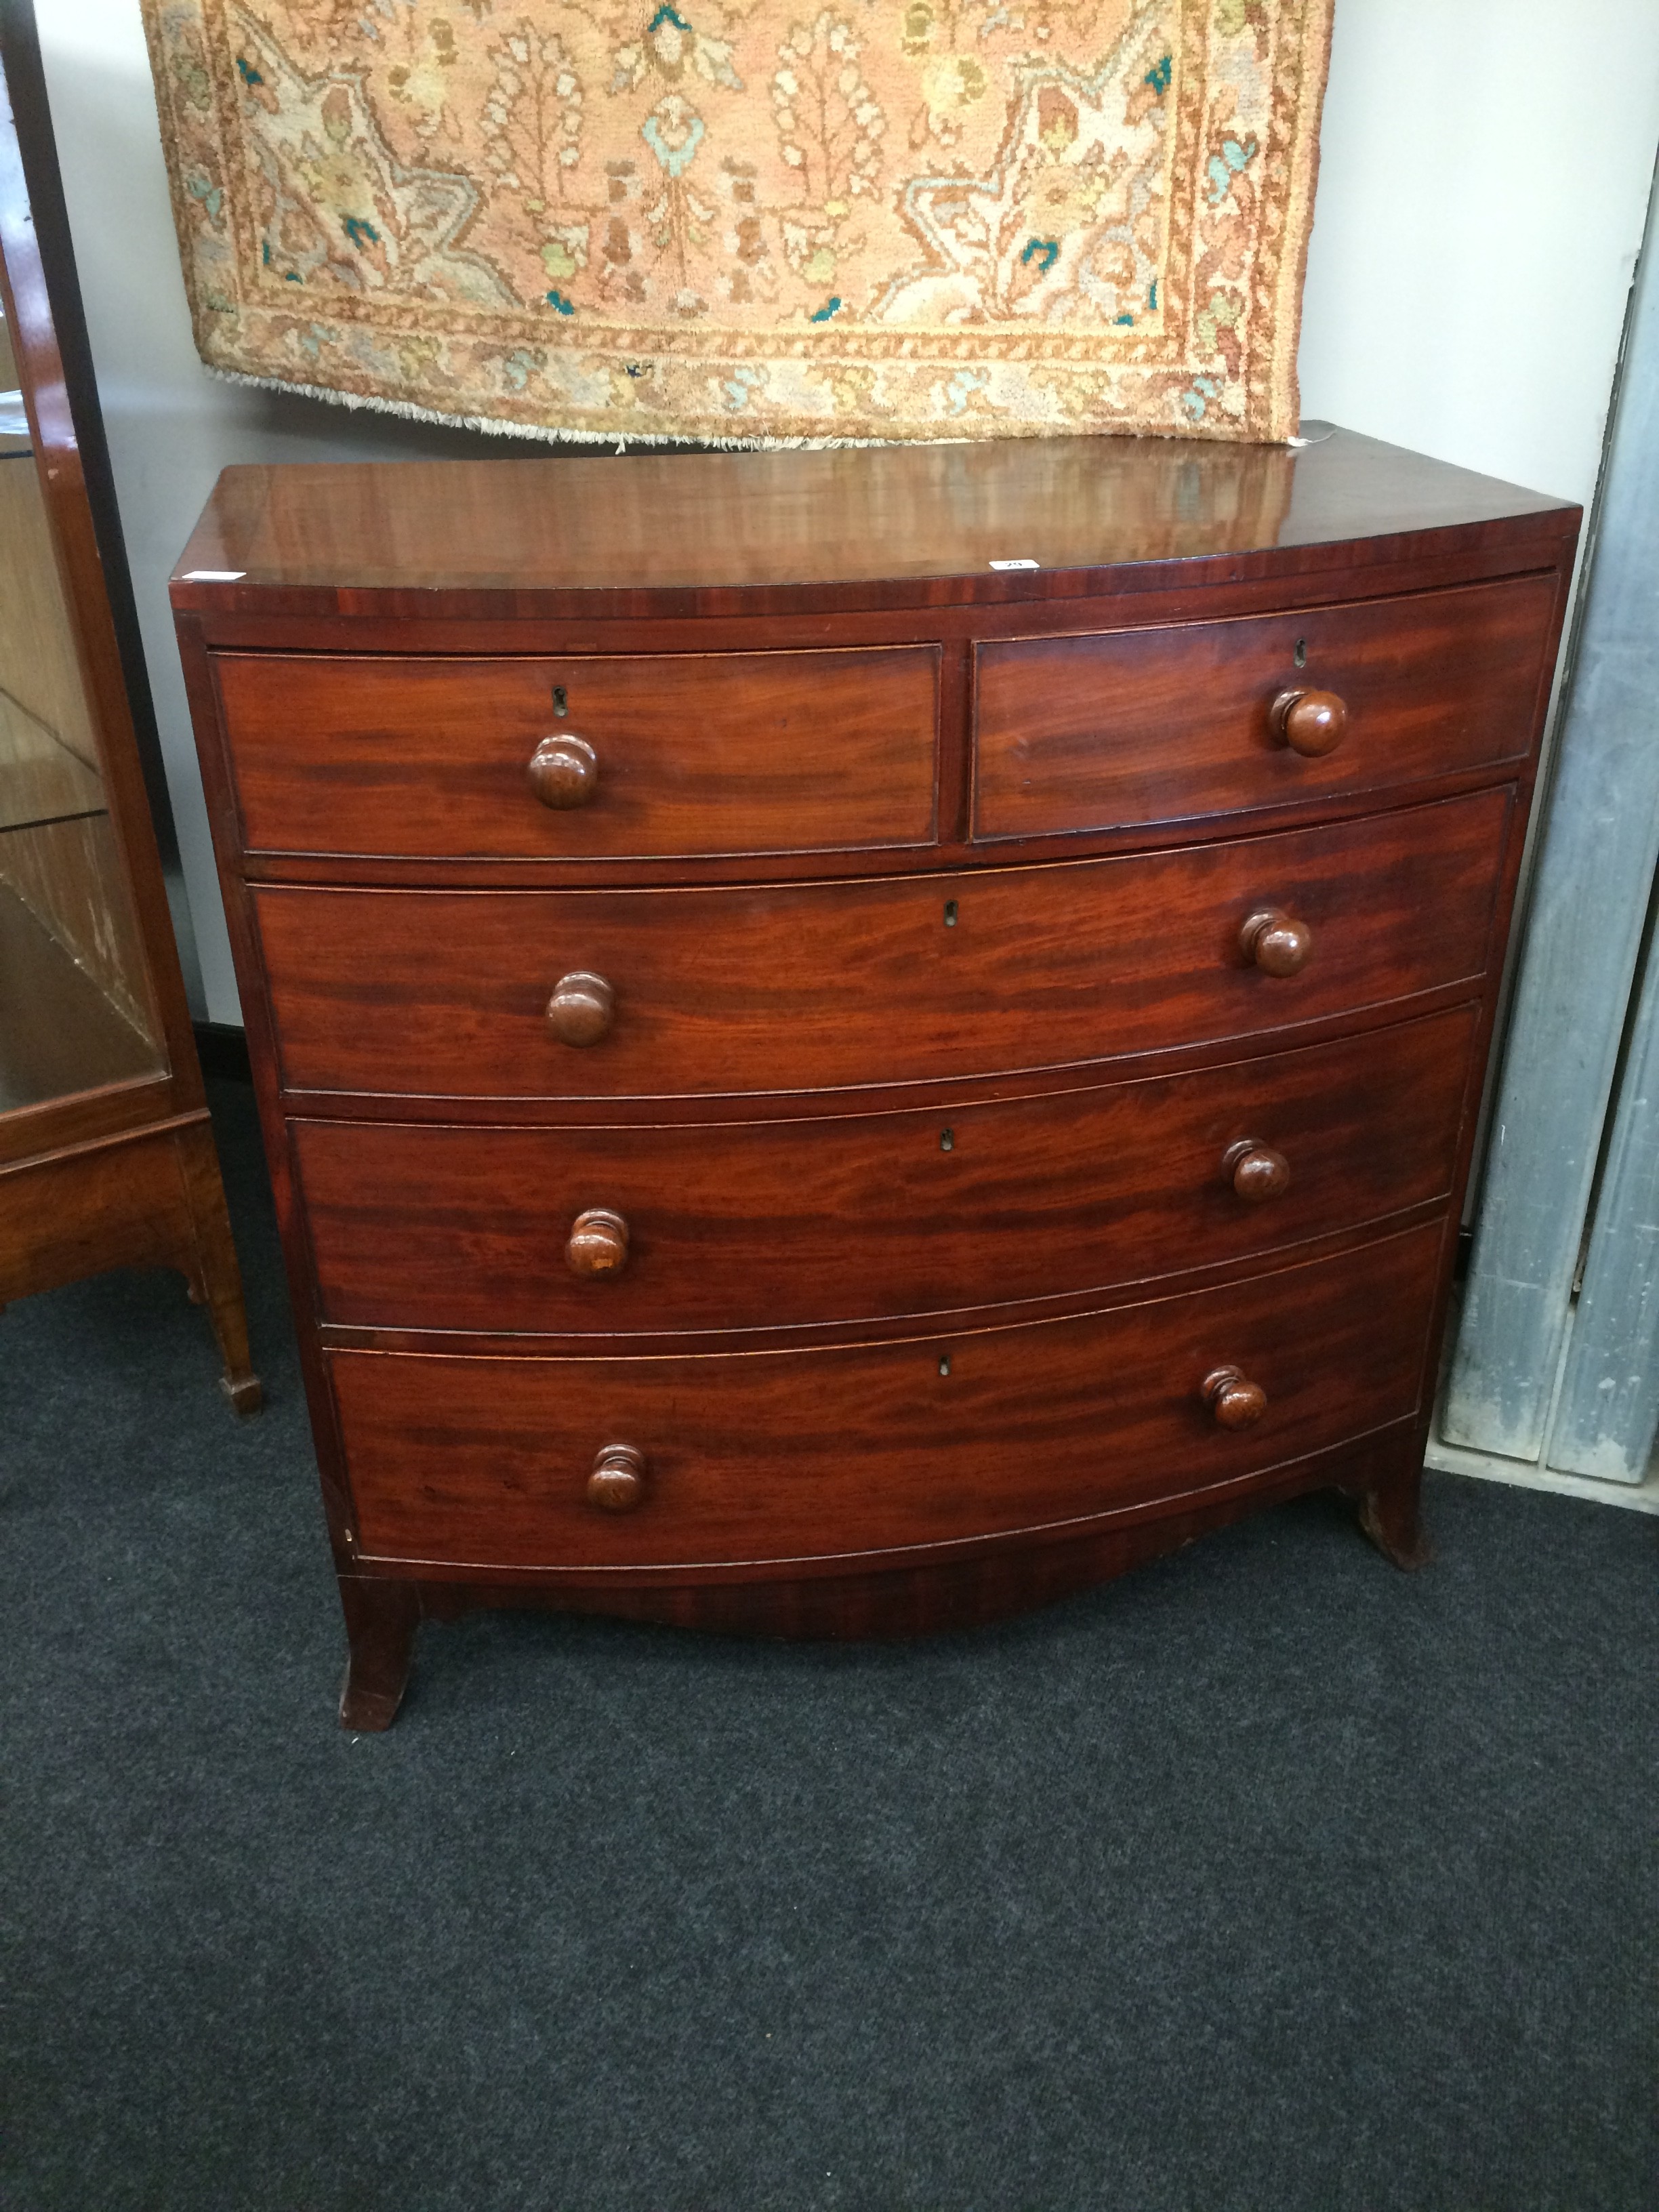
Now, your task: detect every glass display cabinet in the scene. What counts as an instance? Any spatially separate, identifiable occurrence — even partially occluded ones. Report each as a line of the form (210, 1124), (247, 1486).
(0, 1), (257, 1410)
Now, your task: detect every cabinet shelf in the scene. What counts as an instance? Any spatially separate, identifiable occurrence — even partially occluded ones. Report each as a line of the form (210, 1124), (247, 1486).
(0, 880), (159, 1112)
(1, 684), (105, 836)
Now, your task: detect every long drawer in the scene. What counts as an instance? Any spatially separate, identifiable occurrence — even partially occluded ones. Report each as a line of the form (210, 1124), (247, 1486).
(213, 644), (940, 860)
(256, 787), (1511, 1101)
(972, 574), (1555, 840)
(295, 1005), (1475, 1335)
(333, 1223), (1442, 1570)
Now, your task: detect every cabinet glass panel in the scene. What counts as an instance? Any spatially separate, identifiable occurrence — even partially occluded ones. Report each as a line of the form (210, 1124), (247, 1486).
(0, 292), (161, 1111)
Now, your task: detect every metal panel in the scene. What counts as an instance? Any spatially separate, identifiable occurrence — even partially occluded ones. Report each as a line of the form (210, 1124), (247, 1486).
(1549, 908), (1659, 1481)
(1441, 180), (1659, 1464)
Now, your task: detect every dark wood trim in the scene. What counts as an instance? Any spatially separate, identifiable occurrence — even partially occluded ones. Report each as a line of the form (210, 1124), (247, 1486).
(180, 538), (1577, 653)
(170, 432), (1579, 630)
(0, 0), (180, 870)
(0, 0), (257, 1412)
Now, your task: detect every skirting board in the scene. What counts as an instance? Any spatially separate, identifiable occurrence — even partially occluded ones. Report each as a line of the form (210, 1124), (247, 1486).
(1427, 1281), (1659, 1513)
(1425, 1432), (1659, 1515)
(1426, 1275), (1659, 1510)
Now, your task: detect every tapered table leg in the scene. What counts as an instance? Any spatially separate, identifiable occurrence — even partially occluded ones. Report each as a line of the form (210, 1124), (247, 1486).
(176, 1124), (262, 1416)
(338, 1577), (421, 1731)
(1357, 1462), (1431, 1571)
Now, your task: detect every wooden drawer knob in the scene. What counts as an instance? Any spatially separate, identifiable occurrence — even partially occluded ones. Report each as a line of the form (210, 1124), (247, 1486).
(1225, 1139), (1291, 1203)
(528, 734), (598, 808)
(546, 970), (615, 1046)
(567, 1206), (630, 1277)
(1240, 908), (1313, 977)
(588, 1442), (645, 1512)
(1271, 688), (1348, 757)
(1202, 1366), (1268, 1429)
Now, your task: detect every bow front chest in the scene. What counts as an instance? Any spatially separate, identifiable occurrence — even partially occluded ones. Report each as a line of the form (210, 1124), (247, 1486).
(172, 431), (1578, 1727)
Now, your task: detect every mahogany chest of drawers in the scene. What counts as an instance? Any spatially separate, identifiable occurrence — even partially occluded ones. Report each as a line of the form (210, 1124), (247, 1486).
(172, 430), (1579, 1727)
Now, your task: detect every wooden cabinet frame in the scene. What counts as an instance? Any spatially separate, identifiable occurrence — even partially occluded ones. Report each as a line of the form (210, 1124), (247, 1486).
(0, 0), (256, 1410)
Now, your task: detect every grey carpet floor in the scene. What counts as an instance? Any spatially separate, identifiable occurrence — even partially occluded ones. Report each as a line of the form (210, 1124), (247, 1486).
(1, 1078), (1655, 2212)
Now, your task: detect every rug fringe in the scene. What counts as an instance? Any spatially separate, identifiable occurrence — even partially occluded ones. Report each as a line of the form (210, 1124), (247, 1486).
(201, 365), (968, 453)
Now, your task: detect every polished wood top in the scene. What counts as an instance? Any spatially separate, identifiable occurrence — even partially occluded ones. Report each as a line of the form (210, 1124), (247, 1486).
(172, 428), (1577, 621)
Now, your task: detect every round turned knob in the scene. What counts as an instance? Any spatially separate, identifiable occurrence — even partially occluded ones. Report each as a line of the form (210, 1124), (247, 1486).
(1270, 688), (1348, 757)
(1202, 1366), (1268, 1430)
(546, 970), (615, 1046)
(1225, 1139), (1292, 1204)
(567, 1206), (630, 1277)
(587, 1442), (645, 1513)
(1239, 907), (1313, 977)
(527, 734), (599, 809)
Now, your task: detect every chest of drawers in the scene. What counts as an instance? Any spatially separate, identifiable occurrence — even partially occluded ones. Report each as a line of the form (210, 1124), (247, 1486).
(172, 431), (1578, 1727)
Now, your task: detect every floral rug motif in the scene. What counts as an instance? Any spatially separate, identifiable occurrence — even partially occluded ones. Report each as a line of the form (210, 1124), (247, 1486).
(142, 0), (1332, 445)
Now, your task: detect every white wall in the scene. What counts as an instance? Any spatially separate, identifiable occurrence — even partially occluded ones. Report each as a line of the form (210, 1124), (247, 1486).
(30, 0), (1659, 1025)
(1299, 1), (1659, 514)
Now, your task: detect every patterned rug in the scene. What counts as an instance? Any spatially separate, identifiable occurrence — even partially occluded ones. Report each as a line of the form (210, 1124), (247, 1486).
(142, 0), (1332, 447)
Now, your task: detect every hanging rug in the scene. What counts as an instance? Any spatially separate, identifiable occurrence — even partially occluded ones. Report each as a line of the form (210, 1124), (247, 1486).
(142, 0), (1332, 447)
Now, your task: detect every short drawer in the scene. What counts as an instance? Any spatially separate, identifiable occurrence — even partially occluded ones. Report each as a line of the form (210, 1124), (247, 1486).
(256, 787), (1511, 1101)
(295, 1005), (1475, 1335)
(972, 573), (1557, 840)
(333, 1222), (1441, 1570)
(213, 644), (940, 861)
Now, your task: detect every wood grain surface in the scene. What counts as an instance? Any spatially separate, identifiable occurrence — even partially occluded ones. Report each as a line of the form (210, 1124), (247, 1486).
(253, 788), (1511, 1101)
(215, 643), (940, 860)
(972, 574), (1556, 840)
(331, 1422), (1418, 1660)
(163, 424), (1579, 1713)
(332, 1222), (1441, 1571)
(293, 1004), (1475, 1336)
(171, 430), (1576, 623)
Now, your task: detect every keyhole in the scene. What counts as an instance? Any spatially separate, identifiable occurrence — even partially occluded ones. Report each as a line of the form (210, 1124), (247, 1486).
(943, 899), (958, 927)
(1293, 638), (1307, 669)
(940, 1128), (954, 1151)
(552, 685), (569, 716)
(938, 1355), (951, 1376)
